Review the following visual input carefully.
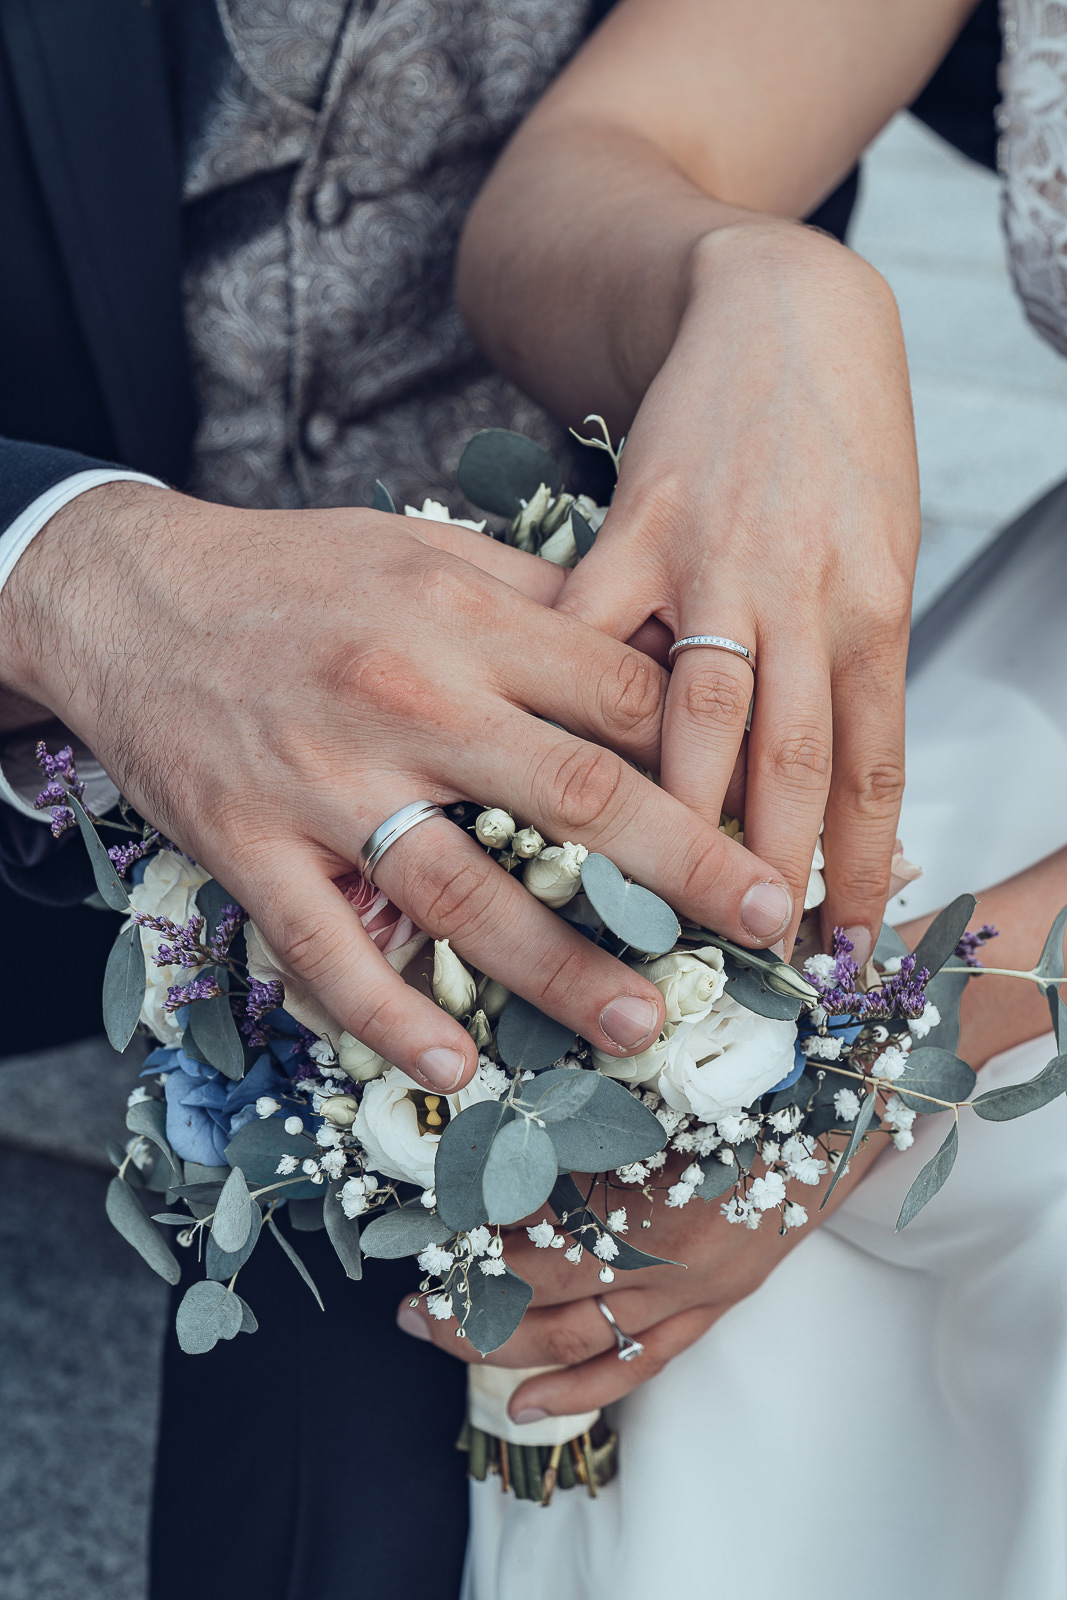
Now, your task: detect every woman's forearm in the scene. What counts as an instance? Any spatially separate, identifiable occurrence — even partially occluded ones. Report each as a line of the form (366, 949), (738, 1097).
(897, 845), (1067, 1071)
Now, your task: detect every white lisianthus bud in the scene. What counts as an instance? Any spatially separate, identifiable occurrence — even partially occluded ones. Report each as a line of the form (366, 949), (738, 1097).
(512, 827), (545, 860)
(537, 519), (578, 567)
(479, 980), (511, 1019)
(467, 1009), (492, 1050)
(432, 939), (477, 1017)
(336, 1031), (391, 1082)
(523, 842), (588, 908)
(474, 808), (516, 850)
(284, 1116), (304, 1135)
(321, 1093), (360, 1128)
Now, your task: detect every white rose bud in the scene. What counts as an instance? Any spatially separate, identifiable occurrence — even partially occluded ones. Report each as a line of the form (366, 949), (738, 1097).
(432, 939), (477, 1017)
(337, 1031), (391, 1082)
(474, 808), (516, 850)
(479, 979), (511, 1019)
(321, 1093), (360, 1128)
(523, 842), (588, 908)
(512, 827), (545, 860)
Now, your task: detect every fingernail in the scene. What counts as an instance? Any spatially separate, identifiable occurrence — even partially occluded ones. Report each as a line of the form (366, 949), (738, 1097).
(412, 1047), (467, 1091)
(844, 925), (873, 967)
(510, 1406), (549, 1425)
(740, 881), (793, 941)
(599, 995), (660, 1051)
(397, 1305), (432, 1342)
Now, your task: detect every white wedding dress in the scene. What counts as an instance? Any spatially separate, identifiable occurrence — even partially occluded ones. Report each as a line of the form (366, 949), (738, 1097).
(464, 453), (1067, 1600)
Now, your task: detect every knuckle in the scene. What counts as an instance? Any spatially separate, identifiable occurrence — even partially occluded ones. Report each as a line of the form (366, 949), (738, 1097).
(538, 740), (628, 836)
(765, 728), (832, 791)
(852, 759), (906, 817)
(323, 640), (434, 721)
(676, 665), (750, 728)
(272, 910), (349, 989)
(405, 854), (497, 941)
(526, 942), (586, 1015)
(676, 831), (729, 908)
(597, 651), (664, 747)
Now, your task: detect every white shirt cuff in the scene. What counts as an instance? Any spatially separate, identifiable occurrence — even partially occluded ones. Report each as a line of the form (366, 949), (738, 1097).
(0, 469), (164, 822)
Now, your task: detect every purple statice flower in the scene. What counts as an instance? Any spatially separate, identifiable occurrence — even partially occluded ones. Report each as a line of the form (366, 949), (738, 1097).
(954, 924), (999, 969)
(33, 741), (86, 834)
(133, 910), (207, 968)
(862, 952), (931, 1021)
(246, 978), (284, 1026)
(805, 927), (864, 1015)
(107, 834), (160, 877)
(164, 971), (224, 1014)
(209, 902), (246, 962)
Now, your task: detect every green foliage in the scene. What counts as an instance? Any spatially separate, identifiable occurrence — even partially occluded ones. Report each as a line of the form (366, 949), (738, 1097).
(186, 970), (245, 1081)
(896, 1120), (958, 1231)
(175, 1280), (244, 1354)
(723, 958), (803, 1021)
(913, 894), (977, 977)
(495, 996), (576, 1073)
(211, 1165), (253, 1253)
(463, 1263), (533, 1355)
(106, 1175), (180, 1284)
(456, 428), (562, 516)
(125, 1096), (181, 1183)
(288, 1197), (326, 1232)
(324, 1181), (362, 1280)
(548, 1174), (675, 1269)
(371, 479), (396, 513)
(103, 921), (145, 1052)
(266, 1214), (324, 1310)
(920, 968), (971, 1054)
(359, 1199), (454, 1260)
(579, 854), (679, 956)
(434, 1100), (514, 1233)
(971, 1052), (1067, 1121)
(893, 1047), (976, 1114)
(70, 796), (130, 910)
(873, 921), (910, 966)
(206, 1203), (262, 1281)
(481, 1117), (558, 1226)
(691, 1157), (739, 1201)
(224, 1117), (320, 1198)
(571, 507), (596, 559)
(526, 1069), (666, 1172)
(820, 1091), (876, 1210)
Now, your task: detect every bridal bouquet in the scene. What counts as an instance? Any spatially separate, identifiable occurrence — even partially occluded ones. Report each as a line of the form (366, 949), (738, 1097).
(41, 426), (1067, 1504)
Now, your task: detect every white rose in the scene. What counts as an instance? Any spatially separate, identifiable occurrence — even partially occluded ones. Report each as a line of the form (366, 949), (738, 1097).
(354, 1065), (502, 1189)
(640, 947), (727, 1023)
(592, 1025), (675, 1086)
(432, 939), (476, 1017)
(523, 842), (587, 908)
(125, 853), (212, 1045)
(403, 497), (486, 532)
(336, 1031), (391, 1082)
(474, 808), (516, 850)
(657, 993), (798, 1122)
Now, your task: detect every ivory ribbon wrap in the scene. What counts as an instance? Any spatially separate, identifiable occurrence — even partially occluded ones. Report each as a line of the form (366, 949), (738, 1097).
(467, 1364), (600, 1447)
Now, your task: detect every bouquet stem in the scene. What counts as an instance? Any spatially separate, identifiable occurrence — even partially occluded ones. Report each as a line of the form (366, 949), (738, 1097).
(459, 1422), (618, 1504)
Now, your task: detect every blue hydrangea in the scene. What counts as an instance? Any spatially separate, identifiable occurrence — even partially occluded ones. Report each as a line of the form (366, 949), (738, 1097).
(143, 1045), (292, 1167)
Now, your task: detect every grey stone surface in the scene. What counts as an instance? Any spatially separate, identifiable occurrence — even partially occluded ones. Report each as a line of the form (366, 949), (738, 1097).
(0, 1146), (167, 1600)
(0, 1034), (144, 1170)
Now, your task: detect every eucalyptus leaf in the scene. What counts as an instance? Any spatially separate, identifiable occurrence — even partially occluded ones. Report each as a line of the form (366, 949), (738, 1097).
(106, 1139), (128, 1170)
(211, 1165), (253, 1253)
(571, 507), (596, 559)
(896, 1120), (959, 1230)
(103, 921), (145, 1052)
(187, 972), (245, 1082)
(971, 1052), (1067, 1121)
(236, 1294), (259, 1335)
(548, 1175), (676, 1269)
(1037, 904), (1067, 984)
(224, 1117), (320, 1198)
(106, 1175), (180, 1284)
(893, 1048), (976, 1114)
(1049, 990), (1067, 1052)
(206, 1203), (262, 1280)
(125, 1096), (181, 1182)
(681, 928), (818, 1003)
(692, 1156), (739, 1201)
(266, 1214), (324, 1310)
(579, 854), (679, 956)
(69, 796), (129, 910)
(456, 428), (562, 516)
(464, 1264), (533, 1355)
(734, 1138), (758, 1172)
(175, 1279), (244, 1354)
(912, 894), (977, 978)
(482, 1118), (558, 1226)
(527, 1068), (599, 1122)
(196, 878), (237, 940)
(359, 1200), (454, 1260)
(434, 1100), (514, 1233)
(324, 1181), (363, 1280)
(495, 996), (576, 1074)
(768, 1073), (816, 1115)
(920, 968), (971, 1054)
(288, 1197), (326, 1232)
(371, 479), (396, 514)
(819, 1090), (876, 1210)
(723, 958), (803, 1022)
(538, 1072), (665, 1172)
(873, 921), (910, 966)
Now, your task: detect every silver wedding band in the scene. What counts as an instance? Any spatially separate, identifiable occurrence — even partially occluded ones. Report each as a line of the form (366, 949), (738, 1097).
(357, 801), (446, 883)
(668, 634), (756, 674)
(595, 1296), (645, 1363)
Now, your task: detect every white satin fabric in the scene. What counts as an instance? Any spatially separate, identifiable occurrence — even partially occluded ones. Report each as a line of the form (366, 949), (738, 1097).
(465, 477), (1067, 1600)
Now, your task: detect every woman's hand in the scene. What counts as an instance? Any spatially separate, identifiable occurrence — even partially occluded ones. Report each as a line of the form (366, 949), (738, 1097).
(398, 1142), (882, 1416)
